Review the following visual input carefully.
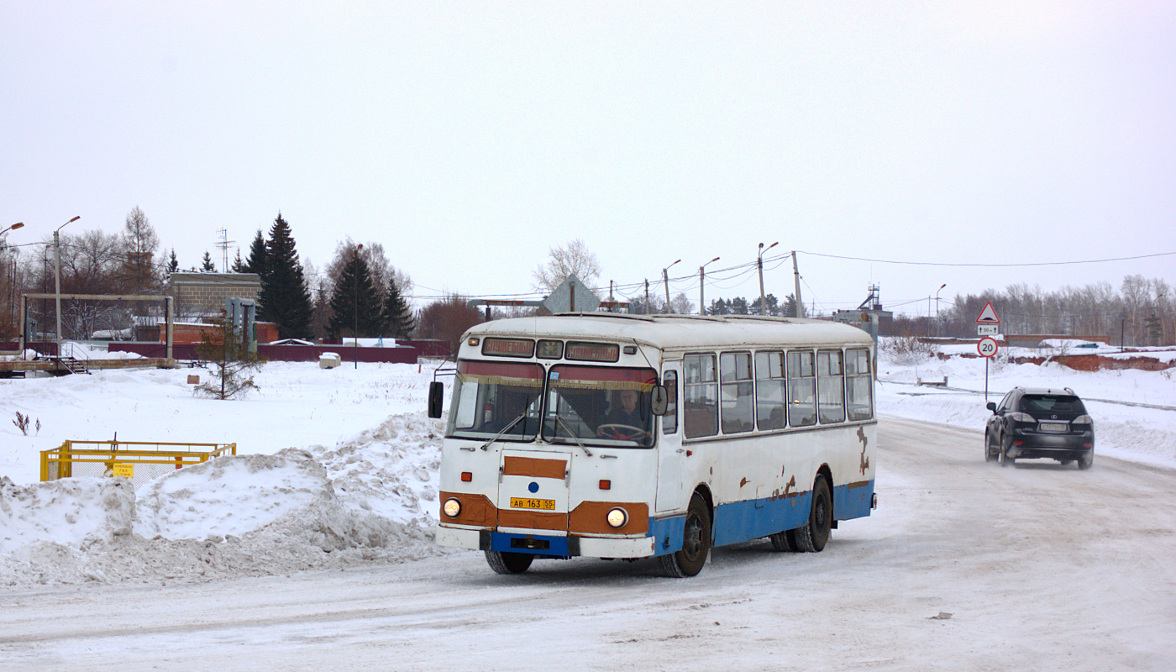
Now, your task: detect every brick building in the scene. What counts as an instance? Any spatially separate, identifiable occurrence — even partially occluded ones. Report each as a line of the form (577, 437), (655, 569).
(165, 273), (261, 319)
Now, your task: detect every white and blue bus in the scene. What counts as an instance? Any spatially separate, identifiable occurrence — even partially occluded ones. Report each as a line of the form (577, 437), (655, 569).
(428, 313), (876, 577)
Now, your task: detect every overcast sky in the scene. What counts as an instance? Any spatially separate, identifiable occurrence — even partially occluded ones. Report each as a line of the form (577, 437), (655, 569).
(3, 2), (1174, 317)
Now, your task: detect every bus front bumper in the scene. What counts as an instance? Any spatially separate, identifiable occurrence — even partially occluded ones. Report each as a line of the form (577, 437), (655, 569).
(436, 525), (655, 559)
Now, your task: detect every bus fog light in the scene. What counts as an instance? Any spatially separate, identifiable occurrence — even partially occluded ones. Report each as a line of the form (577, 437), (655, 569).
(606, 507), (628, 528)
(443, 498), (462, 518)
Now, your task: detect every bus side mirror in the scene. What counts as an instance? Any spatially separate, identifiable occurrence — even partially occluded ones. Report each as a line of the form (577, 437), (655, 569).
(428, 381), (445, 419)
(650, 385), (668, 416)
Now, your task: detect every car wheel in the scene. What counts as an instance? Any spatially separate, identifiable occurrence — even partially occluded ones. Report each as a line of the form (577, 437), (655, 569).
(999, 435), (1013, 467)
(984, 430), (997, 463)
(1078, 450), (1094, 470)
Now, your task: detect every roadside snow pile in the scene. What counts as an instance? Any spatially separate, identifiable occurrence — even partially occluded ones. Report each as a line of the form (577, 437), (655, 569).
(0, 414), (446, 587)
(0, 476), (135, 555)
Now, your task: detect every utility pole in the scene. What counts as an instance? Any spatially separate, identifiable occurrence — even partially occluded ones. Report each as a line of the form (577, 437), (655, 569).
(791, 251), (804, 318)
(54, 216), (80, 355)
(662, 259), (680, 314)
(758, 241), (777, 315)
(699, 257), (720, 316)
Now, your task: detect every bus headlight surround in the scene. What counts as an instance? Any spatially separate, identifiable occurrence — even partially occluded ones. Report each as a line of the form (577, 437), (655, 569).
(443, 497), (462, 518)
(606, 507), (628, 529)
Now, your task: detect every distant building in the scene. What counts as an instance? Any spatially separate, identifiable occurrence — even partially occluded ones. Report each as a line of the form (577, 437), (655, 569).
(165, 273), (261, 319)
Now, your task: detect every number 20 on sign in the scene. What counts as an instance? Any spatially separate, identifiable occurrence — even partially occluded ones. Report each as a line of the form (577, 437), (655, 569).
(977, 337), (998, 358)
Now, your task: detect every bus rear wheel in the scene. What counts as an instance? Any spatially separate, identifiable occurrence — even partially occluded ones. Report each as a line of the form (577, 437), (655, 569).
(485, 550), (534, 575)
(660, 493), (711, 578)
(792, 477), (832, 553)
(769, 527), (796, 551)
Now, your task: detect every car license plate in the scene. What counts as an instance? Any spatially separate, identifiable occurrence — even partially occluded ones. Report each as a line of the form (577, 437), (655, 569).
(510, 497), (556, 511)
(1039, 421), (1068, 432)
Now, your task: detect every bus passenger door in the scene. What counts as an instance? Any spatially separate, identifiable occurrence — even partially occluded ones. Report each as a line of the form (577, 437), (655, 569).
(655, 366), (685, 513)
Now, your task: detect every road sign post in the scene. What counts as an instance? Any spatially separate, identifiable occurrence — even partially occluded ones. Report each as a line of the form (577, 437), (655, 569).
(978, 336), (998, 400)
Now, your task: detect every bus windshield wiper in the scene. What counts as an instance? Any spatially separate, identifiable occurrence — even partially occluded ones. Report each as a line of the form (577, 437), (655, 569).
(479, 413), (528, 451)
(554, 415), (593, 457)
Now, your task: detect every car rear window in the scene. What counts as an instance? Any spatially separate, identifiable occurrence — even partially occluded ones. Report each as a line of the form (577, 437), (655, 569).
(1021, 395), (1085, 415)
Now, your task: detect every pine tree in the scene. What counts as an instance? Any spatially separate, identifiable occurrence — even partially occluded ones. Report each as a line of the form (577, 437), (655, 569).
(383, 277), (415, 339)
(258, 214), (313, 339)
(201, 252), (216, 272)
(243, 230), (267, 276)
(167, 249), (179, 274)
(193, 312), (264, 400)
(230, 250), (246, 273)
(327, 251), (382, 338)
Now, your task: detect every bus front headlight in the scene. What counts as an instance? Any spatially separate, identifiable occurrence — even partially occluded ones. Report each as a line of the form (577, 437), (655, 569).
(443, 498), (462, 518)
(606, 507), (628, 529)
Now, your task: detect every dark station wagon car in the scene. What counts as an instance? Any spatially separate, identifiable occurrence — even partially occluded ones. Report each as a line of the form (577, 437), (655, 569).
(985, 387), (1095, 469)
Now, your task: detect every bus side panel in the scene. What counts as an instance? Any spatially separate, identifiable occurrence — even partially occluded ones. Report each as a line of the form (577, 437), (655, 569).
(648, 514), (686, 557)
(833, 480), (875, 521)
(712, 491), (813, 547)
(833, 421), (876, 521)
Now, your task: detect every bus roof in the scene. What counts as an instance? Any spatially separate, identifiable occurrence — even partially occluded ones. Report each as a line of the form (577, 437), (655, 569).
(462, 314), (874, 352)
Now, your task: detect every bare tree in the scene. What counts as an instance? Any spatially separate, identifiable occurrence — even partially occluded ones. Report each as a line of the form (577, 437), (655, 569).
(120, 206), (160, 293)
(414, 295), (483, 356)
(532, 239), (601, 293)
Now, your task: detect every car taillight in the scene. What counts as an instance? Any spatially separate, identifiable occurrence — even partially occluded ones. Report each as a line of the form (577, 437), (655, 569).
(1008, 412), (1035, 424)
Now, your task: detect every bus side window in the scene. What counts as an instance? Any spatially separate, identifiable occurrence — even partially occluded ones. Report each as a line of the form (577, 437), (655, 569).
(720, 352), (754, 434)
(817, 350), (846, 424)
(755, 351), (786, 431)
(683, 354), (718, 438)
(846, 348), (873, 421)
(662, 370), (678, 434)
(787, 350), (816, 427)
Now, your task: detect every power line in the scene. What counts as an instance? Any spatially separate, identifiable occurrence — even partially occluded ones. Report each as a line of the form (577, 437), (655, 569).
(797, 250), (1176, 268)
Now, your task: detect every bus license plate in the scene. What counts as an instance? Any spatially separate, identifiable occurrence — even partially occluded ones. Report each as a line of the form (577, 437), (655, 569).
(510, 497), (556, 511)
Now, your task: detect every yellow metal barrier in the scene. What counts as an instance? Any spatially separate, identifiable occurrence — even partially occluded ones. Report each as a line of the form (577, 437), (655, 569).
(40, 440), (237, 487)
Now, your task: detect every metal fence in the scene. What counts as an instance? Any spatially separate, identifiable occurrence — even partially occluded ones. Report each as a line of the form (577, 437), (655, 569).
(41, 440), (236, 488)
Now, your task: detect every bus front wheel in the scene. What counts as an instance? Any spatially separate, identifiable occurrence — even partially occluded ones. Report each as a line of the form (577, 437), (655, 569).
(485, 550), (534, 575)
(660, 493), (711, 578)
(792, 477), (832, 553)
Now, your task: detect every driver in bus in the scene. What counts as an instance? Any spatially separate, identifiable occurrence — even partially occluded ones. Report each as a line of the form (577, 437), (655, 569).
(605, 389), (645, 429)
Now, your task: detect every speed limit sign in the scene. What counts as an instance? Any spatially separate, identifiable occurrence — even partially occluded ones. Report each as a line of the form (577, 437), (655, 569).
(978, 336), (999, 358)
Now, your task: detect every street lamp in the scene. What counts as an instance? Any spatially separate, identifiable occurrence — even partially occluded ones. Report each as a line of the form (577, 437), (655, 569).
(54, 216), (80, 356)
(758, 242), (778, 315)
(699, 256), (720, 316)
(2, 224), (24, 334)
(935, 283), (946, 337)
(354, 243), (363, 369)
(662, 259), (680, 314)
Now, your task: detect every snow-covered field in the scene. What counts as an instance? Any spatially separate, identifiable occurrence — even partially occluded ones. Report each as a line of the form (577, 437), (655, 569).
(2, 339), (1174, 587)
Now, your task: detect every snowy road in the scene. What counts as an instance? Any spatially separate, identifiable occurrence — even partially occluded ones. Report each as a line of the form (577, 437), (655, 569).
(3, 416), (1174, 671)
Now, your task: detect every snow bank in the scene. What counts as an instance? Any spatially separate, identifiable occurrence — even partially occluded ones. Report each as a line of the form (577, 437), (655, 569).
(0, 414), (446, 587)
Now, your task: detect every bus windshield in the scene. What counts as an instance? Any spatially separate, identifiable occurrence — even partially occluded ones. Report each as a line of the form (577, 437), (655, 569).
(447, 360), (545, 441)
(543, 365), (658, 448)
